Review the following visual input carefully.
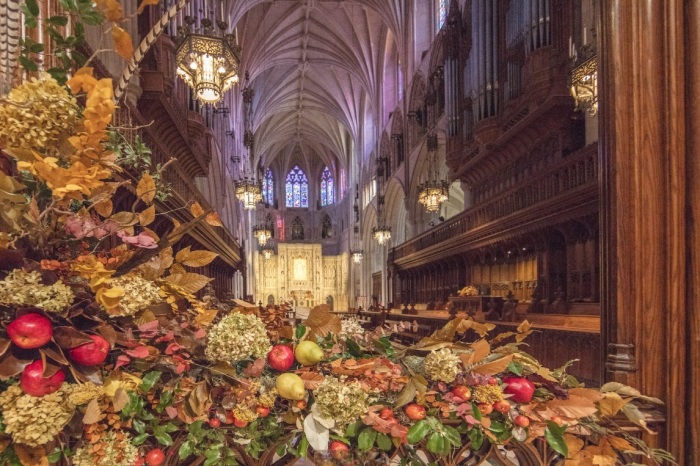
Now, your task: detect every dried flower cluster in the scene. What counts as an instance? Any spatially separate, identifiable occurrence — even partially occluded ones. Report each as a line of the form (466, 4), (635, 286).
(71, 431), (139, 466)
(106, 274), (162, 317)
(313, 377), (370, 430)
(0, 384), (77, 446)
(0, 269), (74, 312)
(423, 348), (462, 383)
(472, 383), (505, 404)
(0, 74), (78, 153)
(205, 312), (272, 363)
(339, 317), (365, 341)
(68, 382), (106, 406)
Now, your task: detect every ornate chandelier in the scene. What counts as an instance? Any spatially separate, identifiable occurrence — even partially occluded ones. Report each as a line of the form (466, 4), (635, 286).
(235, 178), (262, 210)
(253, 223), (272, 246)
(372, 225), (391, 246)
(351, 249), (364, 263)
(174, 16), (240, 105)
(262, 244), (274, 260)
(418, 131), (449, 213)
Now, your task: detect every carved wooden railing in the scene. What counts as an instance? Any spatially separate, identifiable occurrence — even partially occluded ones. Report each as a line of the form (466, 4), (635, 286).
(391, 147), (598, 263)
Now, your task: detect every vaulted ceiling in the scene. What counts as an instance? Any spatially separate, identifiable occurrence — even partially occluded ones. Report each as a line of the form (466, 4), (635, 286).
(228, 0), (406, 175)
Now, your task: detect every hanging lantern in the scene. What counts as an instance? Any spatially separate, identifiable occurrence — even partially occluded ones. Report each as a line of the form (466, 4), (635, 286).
(418, 180), (449, 213)
(351, 250), (364, 263)
(174, 17), (240, 105)
(372, 225), (391, 245)
(262, 244), (274, 260)
(235, 178), (263, 210)
(253, 224), (272, 246)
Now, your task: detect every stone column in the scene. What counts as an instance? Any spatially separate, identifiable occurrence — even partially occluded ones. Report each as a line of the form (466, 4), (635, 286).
(599, 0), (699, 462)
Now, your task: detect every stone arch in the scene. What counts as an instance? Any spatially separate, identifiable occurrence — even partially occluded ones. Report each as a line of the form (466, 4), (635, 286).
(407, 74), (427, 151)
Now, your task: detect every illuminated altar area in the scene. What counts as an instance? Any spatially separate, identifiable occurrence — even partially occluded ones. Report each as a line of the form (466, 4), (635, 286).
(254, 243), (349, 310)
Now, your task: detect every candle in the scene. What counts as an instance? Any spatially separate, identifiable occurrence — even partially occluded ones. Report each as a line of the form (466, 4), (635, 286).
(583, 27), (587, 45)
(569, 35), (572, 57)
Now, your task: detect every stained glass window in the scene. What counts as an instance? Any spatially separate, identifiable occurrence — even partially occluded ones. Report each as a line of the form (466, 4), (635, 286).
(285, 165), (309, 208)
(438, 0), (447, 28)
(262, 169), (274, 205)
(320, 166), (334, 206)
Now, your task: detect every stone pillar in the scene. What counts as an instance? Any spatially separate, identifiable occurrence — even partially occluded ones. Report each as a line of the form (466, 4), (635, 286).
(599, 0), (700, 462)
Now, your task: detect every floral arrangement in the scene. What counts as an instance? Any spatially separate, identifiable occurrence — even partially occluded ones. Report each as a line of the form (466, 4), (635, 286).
(458, 285), (479, 297)
(0, 2), (675, 466)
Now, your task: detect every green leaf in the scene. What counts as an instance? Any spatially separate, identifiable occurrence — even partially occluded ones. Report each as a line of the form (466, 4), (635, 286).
(132, 418), (146, 435)
(467, 427), (483, 450)
(471, 402), (483, 421)
(19, 56), (38, 72)
(156, 390), (174, 413)
(28, 42), (45, 53)
(47, 15), (68, 26)
(153, 425), (174, 446)
(442, 425), (461, 447)
(132, 433), (149, 445)
(426, 432), (446, 454)
(139, 371), (162, 392)
(407, 420), (430, 444)
(47, 68), (68, 85)
(46, 448), (63, 463)
(345, 421), (363, 438)
(298, 436), (309, 458)
(346, 338), (363, 357)
(295, 324), (306, 340)
(376, 433), (392, 451)
(544, 422), (568, 457)
(507, 361), (524, 376)
(358, 427), (377, 451)
(23, 0), (40, 17)
(178, 440), (194, 459)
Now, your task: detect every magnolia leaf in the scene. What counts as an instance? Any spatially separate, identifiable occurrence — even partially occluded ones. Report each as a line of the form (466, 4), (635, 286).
(112, 387), (129, 412)
(139, 205), (156, 226)
(165, 273), (212, 294)
(620, 402), (651, 432)
(136, 173), (156, 204)
(205, 211), (223, 227)
(185, 381), (211, 419)
(53, 326), (93, 349)
(305, 305), (342, 340)
(82, 398), (102, 424)
(110, 211), (139, 227)
(0, 352), (33, 378)
(547, 394), (598, 418)
(137, 0), (159, 14)
(303, 413), (330, 452)
(175, 246), (192, 263)
(190, 201), (205, 218)
(179, 250), (218, 268)
(597, 392), (630, 417)
(14, 444), (48, 466)
(395, 375), (428, 408)
(471, 354), (514, 375)
(112, 25), (133, 60)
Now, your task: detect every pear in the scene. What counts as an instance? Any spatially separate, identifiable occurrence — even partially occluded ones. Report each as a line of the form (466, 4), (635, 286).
(276, 373), (306, 400)
(294, 340), (324, 366)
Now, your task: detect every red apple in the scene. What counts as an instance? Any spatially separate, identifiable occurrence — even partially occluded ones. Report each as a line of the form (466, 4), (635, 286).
(493, 400), (511, 413)
(20, 360), (65, 396)
(6, 313), (53, 349)
(267, 344), (295, 371)
(145, 448), (165, 466)
(379, 407), (394, 419)
(256, 406), (270, 417)
(477, 403), (493, 415)
(503, 377), (536, 403)
(451, 385), (471, 401)
(68, 334), (110, 366)
(208, 417), (221, 428)
(329, 440), (350, 460)
(513, 415), (530, 427)
(232, 415), (249, 428)
(405, 403), (427, 421)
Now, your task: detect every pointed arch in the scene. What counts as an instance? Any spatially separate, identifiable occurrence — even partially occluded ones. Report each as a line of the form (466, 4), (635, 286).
(285, 165), (309, 208)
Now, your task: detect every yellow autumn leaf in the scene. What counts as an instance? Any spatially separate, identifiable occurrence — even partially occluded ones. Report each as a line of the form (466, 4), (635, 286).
(190, 201), (205, 218)
(67, 67), (96, 94)
(564, 434), (585, 459)
(460, 338), (490, 367)
(206, 211), (223, 227)
(139, 205), (156, 226)
(471, 354), (514, 375)
(110, 211), (139, 226)
(194, 307), (218, 328)
(605, 435), (634, 452)
(165, 273), (212, 294)
(13, 444), (48, 466)
(597, 392), (630, 417)
(112, 25), (133, 60)
(136, 173), (156, 204)
(517, 320), (532, 333)
(179, 250), (219, 267)
(82, 398), (102, 424)
(137, 0), (160, 14)
(93, 199), (113, 217)
(175, 246), (192, 263)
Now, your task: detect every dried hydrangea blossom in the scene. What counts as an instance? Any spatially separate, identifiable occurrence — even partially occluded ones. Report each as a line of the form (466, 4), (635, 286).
(0, 74), (78, 154)
(106, 274), (162, 317)
(313, 377), (370, 430)
(71, 431), (139, 466)
(423, 348), (462, 383)
(205, 312), (272, 363)
(0, 269), (74, 313)
(402, 355), (427, 377)
(257, 389), (278, 408)
(472, 383), (505, 404)
(0, 384), (75, 446)
(233, 406), (258, 422)
(339, 317), (365, 341)
(68, 382), (105, 406)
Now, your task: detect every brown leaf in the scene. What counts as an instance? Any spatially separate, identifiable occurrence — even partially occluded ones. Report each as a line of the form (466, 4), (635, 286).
(471, 354), (514, 375)
(137, 0), (159, 14)
(190, 201), (205, 218)
(243, 358), (266, 377)
(53, 326), (94, 349)
(209, 362), (238, 379)
(305, 305), (342, 340)
(95, 325), (117, 347)
(39, 344), (69, 365)
(279, 326), (295, 340)
(112, 387), (129, 412)
(82, 398), (102, 424)
(395, 375), (428, 408)
(461, 338), (490, 367)
(110, 211), (138, 227)
(139, 205), (156, 226)
(0, 338), (11, 357)
(205, 211), (223, 227)
(547, 394), (598, 418)
(14, 444), (48, 466)
(179, 250), (218, 268)
(597, 392), (630, 417)
(112, 25), (133, 60)
(193, 308), (218, 328)
(564, 434), (586, 459)
(517, 320), (532, 333)
(185, 381), (211, 418)
(0, 351), (32, 378)
(169, 263), (186, 276)
(93, 199), (113, 218)
(175, 246), (192, 263)
(165, 273), (212, 294)
(134, 309), (157, 327)
(298, 371), (325, 390)
(136, 173), (156, 204)
(568, 388), (605, 403)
